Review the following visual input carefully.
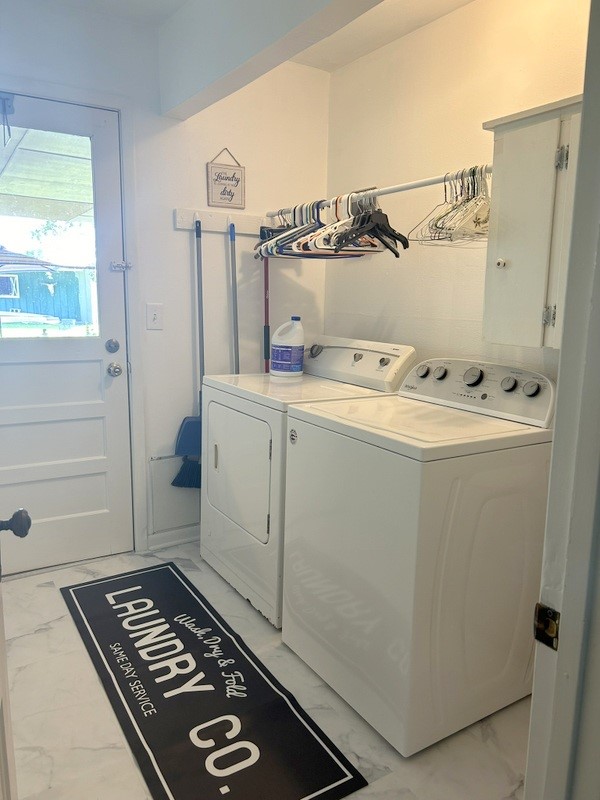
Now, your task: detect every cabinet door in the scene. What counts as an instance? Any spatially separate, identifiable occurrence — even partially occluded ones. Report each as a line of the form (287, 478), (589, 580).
(543, 113), (581, 348)
(484, 118), (561, 347)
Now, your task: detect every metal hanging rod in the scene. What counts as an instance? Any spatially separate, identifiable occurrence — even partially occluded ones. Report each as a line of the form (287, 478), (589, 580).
(265, 164), (493, 219)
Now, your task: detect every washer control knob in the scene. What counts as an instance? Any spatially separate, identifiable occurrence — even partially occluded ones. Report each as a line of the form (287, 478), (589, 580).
(353, 353), (363, 362)
(379, 357), (391, 367)
(501, 376), (518, 392)
(464, 367), (484, 387)
(433, 366), (447, 381)
(416, 364), (430, 379)
(523, 380), (541, 397)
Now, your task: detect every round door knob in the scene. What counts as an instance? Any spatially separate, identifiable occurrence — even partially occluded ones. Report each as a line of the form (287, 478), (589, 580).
(464, 366), (484, 387)
(523, 381), (541, 397)
(501, 376), (518, 392)
(0, 508), (31, 538)
(416, 364), (430, 378)
(433, 366), (447, 380)
(107, 362), (123, 377)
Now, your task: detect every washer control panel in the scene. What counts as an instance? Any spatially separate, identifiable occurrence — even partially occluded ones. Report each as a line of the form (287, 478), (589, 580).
(399, 358), (555, 428)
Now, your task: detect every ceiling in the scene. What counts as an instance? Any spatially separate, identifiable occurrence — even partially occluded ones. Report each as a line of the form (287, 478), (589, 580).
(292, 0), (477, 71)
(55, 0), (477, 67)
(55, 0), (189, 25)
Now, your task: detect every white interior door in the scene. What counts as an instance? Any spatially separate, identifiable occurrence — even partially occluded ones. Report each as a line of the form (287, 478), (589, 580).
(0, 93), (133, 574)
(524, 4), (600, 796)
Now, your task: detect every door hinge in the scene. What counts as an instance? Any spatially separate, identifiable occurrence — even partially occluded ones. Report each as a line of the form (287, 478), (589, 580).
(268, 439), (272, 460)
(542, 304), (557, 327)
(110, 261), (133, 272)
(555, 144), (570, 170)
(266, 514), (270, 535)
(534, 602), (560, 650)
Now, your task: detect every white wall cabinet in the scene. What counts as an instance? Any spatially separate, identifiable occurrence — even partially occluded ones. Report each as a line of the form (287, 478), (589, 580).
(483, 96), (582, 349)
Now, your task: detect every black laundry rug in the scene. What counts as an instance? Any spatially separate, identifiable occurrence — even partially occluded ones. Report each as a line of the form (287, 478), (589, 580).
(61, 562), (367, 800)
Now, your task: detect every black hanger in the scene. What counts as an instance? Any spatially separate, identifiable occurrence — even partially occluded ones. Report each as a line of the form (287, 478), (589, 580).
(332, 209), (409, 257)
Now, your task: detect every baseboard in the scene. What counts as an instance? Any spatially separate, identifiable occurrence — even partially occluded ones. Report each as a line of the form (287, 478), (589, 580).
(147, 525), (200, 551)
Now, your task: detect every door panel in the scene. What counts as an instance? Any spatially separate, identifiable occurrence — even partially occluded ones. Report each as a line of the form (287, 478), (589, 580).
(0, 93), (133, 574)
(207, 402), (272, 544)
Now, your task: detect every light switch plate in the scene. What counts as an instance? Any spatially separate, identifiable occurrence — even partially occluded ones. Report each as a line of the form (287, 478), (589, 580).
(146, 303), (163, 330)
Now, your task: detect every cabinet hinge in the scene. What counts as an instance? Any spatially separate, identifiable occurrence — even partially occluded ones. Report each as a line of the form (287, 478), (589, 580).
(266, 514), (270, 535)
(268, 439), (272, 460)
(534, 602), (560, 650)
(542, 304), (557, 327)
(110, 261), (133, 272)
(555, 144), (570, 170)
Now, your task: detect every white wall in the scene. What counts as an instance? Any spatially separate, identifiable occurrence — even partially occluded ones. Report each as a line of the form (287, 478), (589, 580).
(325, 0), (590, 377)
(133, 63), (330, 459)
(0, 0), (330, 546)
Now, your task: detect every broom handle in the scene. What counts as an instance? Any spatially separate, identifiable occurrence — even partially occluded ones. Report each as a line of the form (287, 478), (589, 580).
(263, 256), (270, 373)
(195, 220), (205, 411)
(229, 222), (240, 374)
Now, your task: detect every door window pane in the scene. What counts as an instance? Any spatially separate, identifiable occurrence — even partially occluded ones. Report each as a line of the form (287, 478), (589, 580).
(0, 127), (98, 338)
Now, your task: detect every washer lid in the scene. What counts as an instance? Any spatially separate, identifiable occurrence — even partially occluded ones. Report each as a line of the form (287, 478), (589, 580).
(288, 395), (553, 460)
(202, 373), (381, 411)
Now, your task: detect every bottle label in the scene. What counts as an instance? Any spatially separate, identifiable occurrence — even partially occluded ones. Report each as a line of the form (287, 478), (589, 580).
(271, 344), (304, 373)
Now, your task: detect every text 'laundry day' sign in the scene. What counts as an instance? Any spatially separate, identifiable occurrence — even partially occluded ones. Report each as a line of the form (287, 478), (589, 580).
(207, 148), (245, 209)
(61, 563), (366, 800)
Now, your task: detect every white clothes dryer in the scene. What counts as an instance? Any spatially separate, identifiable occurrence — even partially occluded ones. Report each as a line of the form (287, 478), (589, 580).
(200, 336), (416, 628)
(282, 358), (555, 756)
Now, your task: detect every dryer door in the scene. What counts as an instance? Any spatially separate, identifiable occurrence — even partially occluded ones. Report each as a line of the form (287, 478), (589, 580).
(206, 402), (272, 543)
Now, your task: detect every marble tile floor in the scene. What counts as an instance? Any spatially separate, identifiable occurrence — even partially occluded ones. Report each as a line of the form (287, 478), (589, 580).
(3, 544), (530, 800)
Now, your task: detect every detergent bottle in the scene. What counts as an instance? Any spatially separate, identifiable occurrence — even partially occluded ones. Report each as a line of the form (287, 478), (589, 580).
(270, 316), (304, 377)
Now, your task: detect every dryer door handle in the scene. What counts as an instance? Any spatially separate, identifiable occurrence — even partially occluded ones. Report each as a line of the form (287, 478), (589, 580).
(214, 443), (219, 469)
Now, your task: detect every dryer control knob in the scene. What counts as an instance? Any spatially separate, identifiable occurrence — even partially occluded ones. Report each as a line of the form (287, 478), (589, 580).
(501, 376), (518, 392)
(464, 367), (484, 387)
(523, 381), (541, 397)
(379, 357), (391, 367)
(433, 366), (447, 380)
(416, 364), (430, 379)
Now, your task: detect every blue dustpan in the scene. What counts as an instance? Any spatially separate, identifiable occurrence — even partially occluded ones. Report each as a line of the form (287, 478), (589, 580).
(174, 416), (201, 458)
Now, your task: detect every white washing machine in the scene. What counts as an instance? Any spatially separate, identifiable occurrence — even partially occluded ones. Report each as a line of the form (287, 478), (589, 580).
(200, 336), (416, 628)
(282, 358), (555, 756)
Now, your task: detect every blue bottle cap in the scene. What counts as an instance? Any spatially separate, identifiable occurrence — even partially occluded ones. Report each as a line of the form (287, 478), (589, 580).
(291, 315), (301, 321)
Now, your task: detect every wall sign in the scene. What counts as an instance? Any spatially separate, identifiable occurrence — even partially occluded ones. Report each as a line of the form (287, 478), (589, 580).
(207, 148), (245, 209)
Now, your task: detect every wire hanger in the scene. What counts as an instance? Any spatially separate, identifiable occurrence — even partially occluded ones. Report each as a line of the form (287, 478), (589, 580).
(408, 165), (490, 246)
